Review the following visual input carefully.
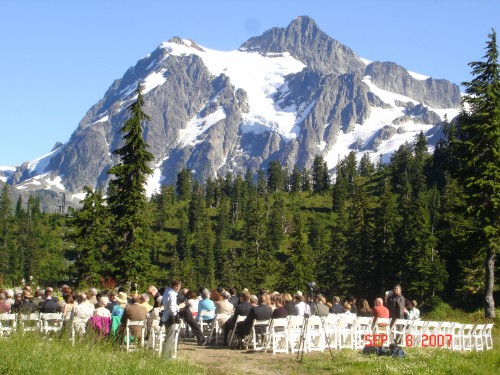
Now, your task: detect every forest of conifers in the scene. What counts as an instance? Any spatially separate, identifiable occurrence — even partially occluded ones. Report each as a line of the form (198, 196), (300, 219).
(0, 128), (494, 311)
(1, 30), (498, 317)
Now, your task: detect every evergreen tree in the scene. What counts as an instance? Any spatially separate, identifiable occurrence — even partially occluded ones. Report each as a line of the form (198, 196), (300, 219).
(455, 30), (500, 317)
(267, 160), (284, 192)
(290, 166), (302, 193)
(176, 168), (192, 201)
(0, 185), (12, 282)
(281, 212), (314, 292)
(359, 152), (375, 177)
(301, 168), (311, 192)
(73, 186), (109, 285)
(107, 82), (154, 284)
(267, 192), (285, 252)
(372, 177), (400, 294)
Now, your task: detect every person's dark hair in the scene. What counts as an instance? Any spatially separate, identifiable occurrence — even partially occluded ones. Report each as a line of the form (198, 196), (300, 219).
(64, 294), (74, 304)
(229, 287), (237, 296)
(171, 279), (182, 287)
(117, 286), (126, 293)
(210, 289), (222, 302)
(186, 290), (197, 300)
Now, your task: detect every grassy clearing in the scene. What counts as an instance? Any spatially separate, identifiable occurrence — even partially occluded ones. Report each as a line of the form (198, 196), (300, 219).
(0, 332), (203, 375)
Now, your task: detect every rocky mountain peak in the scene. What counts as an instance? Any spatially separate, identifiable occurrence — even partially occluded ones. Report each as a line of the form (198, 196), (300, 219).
(240, 16), (365, 76)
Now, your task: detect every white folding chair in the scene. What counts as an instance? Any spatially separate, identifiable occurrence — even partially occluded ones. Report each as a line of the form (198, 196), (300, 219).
(305, 315), (325, 352)
(244, 319), (270, 351)
(352, 316), (373, 349)
(265, 318), (289, 354)
(338, 314), (356, 349)
(288, 315), (305, 354)
(483, 323), (493, 350)
(450, 323), (464, 351)
(462, 324), (474, 351)
(472, 324), (485, 351)
(125, 319), (146, 352)
(228, 315), (246, 348)
(389, 318), (413, 347)
(372, 317), (391, 347)
(437, 321), (454, 349)
(71, 315), (89, 345)
(408, 319), (427, 347)
(323, 314), (340, 349)
(208, 313), (231, 345)
(0, 313), (17, 337)
(39, 313), (64, 335)
(19, 312), (40, 334)
(198, 310), (214, 338)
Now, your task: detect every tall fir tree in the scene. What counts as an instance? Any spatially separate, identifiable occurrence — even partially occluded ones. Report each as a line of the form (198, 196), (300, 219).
(73, 186), (110, 285)
(107, 82), (154, 284)
(0, 185), (12, 282)
(455, 30), (500, 317)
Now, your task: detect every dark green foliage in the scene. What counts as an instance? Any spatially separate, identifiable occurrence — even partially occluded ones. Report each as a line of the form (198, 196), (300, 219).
(73, 186), (109, 286)
(107, 82), (154, 285)
(267, 160), (285, 192)
(455, 29), (500, 318)
(176, 168), (192, 201)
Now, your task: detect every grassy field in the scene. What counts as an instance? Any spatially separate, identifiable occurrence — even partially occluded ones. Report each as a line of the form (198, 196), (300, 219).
(0, 332), (203, 375)
(1, 305), (498, 375)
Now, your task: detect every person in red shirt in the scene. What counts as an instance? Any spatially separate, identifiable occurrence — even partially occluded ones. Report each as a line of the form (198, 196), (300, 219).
(372, 297), (389, 326)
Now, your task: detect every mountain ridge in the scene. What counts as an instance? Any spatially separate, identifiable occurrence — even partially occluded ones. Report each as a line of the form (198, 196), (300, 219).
(4, 16), (461, 209)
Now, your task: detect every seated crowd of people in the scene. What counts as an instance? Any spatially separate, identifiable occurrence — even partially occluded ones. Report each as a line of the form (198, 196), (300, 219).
(0, 283), (421, 348)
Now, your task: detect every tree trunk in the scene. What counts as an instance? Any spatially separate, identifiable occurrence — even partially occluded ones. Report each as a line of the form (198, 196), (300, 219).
(484, 248), (496, 318)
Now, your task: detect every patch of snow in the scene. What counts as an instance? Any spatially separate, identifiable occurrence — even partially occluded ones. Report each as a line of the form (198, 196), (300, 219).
(14, 173), (65, 191)
(89, 113), (109, 126)
(179, 107), (226, 147)
(145, 157), (169, 197)
(407, 70), (429, 80)
(26, 147), (63, 174)
(360, 57), (372, 65)
(324, 77), (460, 169)
(71, 192), (87, 202)
(158, 41), (306, 139)
(142, 69), (167, 94)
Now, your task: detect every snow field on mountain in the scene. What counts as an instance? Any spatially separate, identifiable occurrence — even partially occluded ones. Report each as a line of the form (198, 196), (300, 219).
(159, 40), (306, 139)
(324, 76), (460, 169)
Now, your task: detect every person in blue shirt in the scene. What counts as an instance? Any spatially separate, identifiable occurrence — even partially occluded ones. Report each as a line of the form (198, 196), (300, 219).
(197, 288), (215, 324)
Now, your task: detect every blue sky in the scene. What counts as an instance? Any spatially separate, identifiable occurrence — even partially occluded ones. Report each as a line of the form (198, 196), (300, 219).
(1, 0), (499, 166)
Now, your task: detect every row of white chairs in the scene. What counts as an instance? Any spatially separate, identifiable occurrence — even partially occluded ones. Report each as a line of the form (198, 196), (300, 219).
(0, 312), (172, 356)
(0, 312), (64, 337)
(216, 314), (494, 354)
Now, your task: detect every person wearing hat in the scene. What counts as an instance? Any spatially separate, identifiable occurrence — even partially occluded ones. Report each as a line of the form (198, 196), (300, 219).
(15, 290), (37, 314)
(111, 291), (128, 337)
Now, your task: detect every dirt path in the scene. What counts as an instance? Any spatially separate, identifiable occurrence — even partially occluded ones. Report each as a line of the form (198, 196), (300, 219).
(177, 339), (308, 375)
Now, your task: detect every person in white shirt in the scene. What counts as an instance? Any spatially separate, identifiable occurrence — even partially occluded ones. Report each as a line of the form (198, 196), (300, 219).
(161, 279), (183, 359)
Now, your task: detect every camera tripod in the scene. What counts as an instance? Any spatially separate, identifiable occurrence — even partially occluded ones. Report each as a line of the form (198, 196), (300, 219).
(296, 285), (334, 362)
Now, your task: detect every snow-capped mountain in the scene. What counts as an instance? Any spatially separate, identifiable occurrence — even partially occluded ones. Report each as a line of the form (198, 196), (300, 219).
(5, 16), (461, 206)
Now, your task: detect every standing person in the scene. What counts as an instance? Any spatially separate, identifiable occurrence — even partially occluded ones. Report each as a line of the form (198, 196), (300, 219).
(386, 285), (406, 321)
(408, 300), (421, 320)
(161, 279), (182, 359)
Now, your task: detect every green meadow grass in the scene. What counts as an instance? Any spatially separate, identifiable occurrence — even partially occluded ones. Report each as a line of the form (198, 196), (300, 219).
(0, 332), (203, 375)
(1, 305), (498, 375)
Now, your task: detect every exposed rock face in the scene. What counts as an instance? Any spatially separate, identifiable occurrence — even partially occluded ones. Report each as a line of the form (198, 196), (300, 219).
(241, 16), (365, 76)
(365, 61), (461, 109)
(6, 16), (462, 207)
